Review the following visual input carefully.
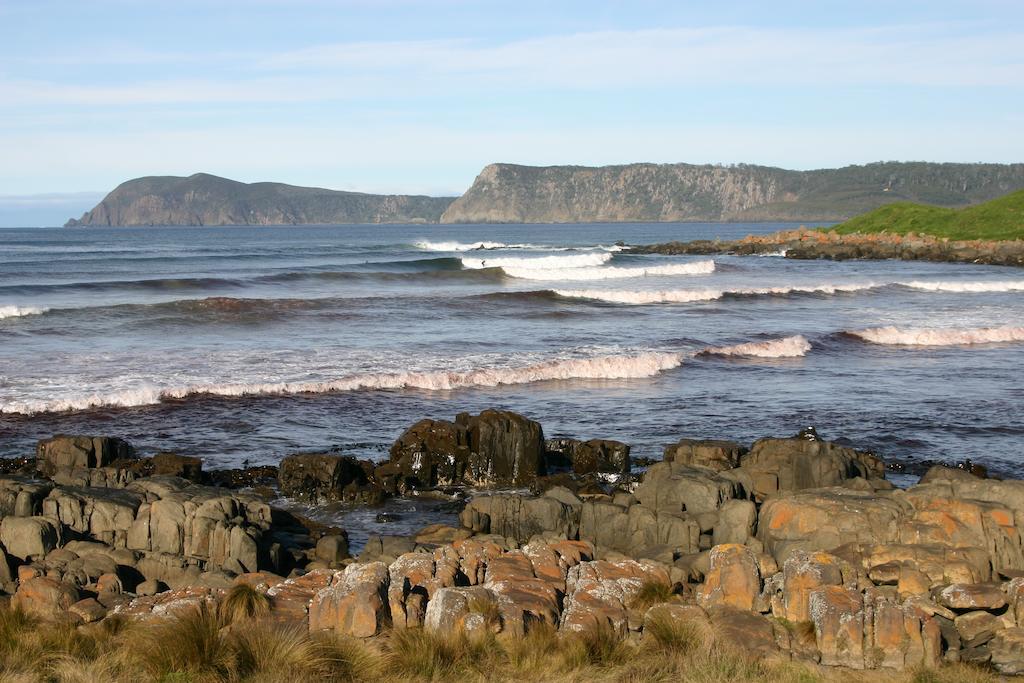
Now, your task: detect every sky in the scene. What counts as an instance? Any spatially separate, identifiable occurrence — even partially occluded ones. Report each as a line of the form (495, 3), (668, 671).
(0, 0), (1022, 226)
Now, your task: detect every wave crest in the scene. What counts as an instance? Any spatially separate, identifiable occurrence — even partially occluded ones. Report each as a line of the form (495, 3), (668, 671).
(0, 305), (48, 319)
(848, 326), (1024, 346)
(413, 240), (510, 251)
(0, 351), (684, 416)
(504, 260), (715, 281)
(552, 282), (876, 304)
(902, 280), (1024, 293)
(703, 335), (812, 358)
(462, 252), (613, 270)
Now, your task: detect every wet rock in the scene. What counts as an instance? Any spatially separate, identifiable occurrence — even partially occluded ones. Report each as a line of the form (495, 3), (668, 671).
(390, 410), (545, 488)
(545, 438), (630, 475)
(308, 562), (391, 637)
(36, 435), (134, 481)
(278, 453), (368, 501)
(663, 439), (746, 472)
(152, 453), (203, 481)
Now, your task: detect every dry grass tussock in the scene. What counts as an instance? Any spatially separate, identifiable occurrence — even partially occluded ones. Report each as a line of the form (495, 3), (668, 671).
(0, 598), (1007, 682)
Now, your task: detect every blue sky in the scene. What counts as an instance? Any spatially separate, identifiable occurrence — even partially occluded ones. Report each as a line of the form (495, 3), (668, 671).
(1, 0), (1022, 225)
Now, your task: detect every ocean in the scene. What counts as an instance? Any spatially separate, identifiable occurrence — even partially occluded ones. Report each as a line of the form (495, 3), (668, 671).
(1, 223), (1022, 542)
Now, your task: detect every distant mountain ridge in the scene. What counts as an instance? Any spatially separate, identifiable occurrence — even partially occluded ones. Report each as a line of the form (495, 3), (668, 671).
(65, 173), (456, 226)
(67, 162), (1024, 226)
(440, 162), (1024, 223)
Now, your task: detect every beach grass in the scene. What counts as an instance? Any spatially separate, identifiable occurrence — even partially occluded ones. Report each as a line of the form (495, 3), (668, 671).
(0, 599), (1005, 682)
(830, 189), (1024, 241)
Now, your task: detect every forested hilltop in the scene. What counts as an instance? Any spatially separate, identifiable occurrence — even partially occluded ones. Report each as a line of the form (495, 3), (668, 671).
(440, 161), (1024, 223)
(66, 162), (1024, 226)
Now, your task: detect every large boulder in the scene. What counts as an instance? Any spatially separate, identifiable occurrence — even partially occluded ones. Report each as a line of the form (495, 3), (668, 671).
(545, 438), (630, 475)
(0, 476), (52, 517)
(12, 576), (80, 618)
(36, 435), (134, 477)
(757, 488), (909, 564)
(738, 435), (885, 500)
(42, 486), (144, 548)
(308, 562), (391, 637)
(663, 439), (746, 472)
(578, 499), (699, 558)
(277, 453), (368, 501)
(461, 490), (581, 543)
(0, 516), (60, 561)
(696, 543), (761, 611)
(152, 453), (203, 481)
(389, 410), (545, 488)
(424, 586), (499, 634)
(560, 559), (670, 634)
(634, 461), (742, 514)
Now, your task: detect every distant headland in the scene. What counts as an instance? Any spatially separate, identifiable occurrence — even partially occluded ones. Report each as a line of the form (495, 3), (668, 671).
(66, 161), (1024, 227)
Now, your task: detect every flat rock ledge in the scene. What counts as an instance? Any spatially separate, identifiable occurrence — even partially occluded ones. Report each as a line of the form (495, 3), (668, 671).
(629, 228), (1024, 267)
(5, 428), (1024, 675)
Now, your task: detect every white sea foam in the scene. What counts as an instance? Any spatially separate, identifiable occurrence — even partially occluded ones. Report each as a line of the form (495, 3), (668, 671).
(848, 326), (1024, 347)
(504, 260), (716, 281)
(462, 252), (613, 270)
(902, 280), (1024, 293)
(0, 351), (685, 416)
(703, 335), (812, 358)
(552, 282), (877, 304)
(0, 305), (48, 319)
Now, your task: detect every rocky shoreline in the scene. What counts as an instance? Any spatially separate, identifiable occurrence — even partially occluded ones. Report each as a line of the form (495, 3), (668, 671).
(4, 412), (1024, 676)
(628, 228), (1024, 267)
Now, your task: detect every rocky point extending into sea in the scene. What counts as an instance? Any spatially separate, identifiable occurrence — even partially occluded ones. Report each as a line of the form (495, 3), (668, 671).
(3, 410), (1024, 675)
(629, 227), (1024, 267)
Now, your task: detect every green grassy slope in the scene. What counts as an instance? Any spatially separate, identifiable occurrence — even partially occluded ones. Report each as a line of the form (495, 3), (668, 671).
(832, 189), (1024, 240)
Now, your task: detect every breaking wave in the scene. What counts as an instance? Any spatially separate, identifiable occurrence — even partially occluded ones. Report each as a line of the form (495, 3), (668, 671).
(847, 326), (1024, 347)
(901, 280), (1024, 293)
(504, 260), (716, 281)
(0, 351), (685, 416)
(552, 282), (878, 304)
(702, 335), (812, 358)
(414, 240), (625, 253)
(462, 252), (613, 270)
(413, 240), (512, 251)
(0, 305), (48, 319)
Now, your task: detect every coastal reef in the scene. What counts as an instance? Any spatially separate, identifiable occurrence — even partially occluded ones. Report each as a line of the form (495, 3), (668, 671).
(4, 415), (1024, 678)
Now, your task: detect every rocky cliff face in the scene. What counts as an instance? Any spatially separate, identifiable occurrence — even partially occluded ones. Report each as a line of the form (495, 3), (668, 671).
(66, 173), (456, 226)
(440, 162), (1024, 223)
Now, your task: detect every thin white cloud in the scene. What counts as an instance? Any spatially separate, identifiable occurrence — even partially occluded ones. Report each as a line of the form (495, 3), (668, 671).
(3, 23), (1022, 108)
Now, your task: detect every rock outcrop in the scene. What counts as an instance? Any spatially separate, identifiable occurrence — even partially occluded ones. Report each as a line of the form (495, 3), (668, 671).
(389, 409), (545, 488)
